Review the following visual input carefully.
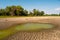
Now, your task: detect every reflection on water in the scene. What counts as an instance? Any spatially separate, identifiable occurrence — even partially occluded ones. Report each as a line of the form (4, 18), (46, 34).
(0, 23), (54, 39)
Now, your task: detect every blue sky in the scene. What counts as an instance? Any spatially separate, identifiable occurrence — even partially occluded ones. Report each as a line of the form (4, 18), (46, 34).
(0, 0), (60, 14)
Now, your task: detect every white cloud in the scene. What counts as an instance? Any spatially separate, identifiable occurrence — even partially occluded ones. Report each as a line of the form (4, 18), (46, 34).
(55, 8), (60, 11)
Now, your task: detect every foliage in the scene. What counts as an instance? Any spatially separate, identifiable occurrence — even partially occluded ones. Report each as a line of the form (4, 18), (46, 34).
(0, 5), (60, 16)
(29, 9), (44, 16)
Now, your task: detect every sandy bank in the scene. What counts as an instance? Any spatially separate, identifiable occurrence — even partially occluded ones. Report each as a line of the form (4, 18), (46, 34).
(0, 17), (60, 29)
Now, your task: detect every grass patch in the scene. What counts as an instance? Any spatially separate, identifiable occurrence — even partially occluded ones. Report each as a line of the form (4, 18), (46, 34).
(0, 16), (60, 18)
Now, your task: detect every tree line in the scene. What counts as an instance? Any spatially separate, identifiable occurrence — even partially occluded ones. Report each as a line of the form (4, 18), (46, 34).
(0, 5), (60, 16)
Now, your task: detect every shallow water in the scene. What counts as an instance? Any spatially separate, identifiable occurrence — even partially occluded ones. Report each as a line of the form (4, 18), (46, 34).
(15, 23), (54, 31)
(0, 23), (54, 39)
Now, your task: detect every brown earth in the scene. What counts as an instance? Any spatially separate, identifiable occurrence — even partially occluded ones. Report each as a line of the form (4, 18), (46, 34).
(0, 16), (60, 40)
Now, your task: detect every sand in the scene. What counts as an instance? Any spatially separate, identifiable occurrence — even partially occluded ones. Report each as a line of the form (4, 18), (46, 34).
(0, 16), (60, 40)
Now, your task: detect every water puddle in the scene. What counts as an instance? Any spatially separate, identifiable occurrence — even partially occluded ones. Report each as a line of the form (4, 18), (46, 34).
(0, 23), (54, 39)
(16, 23), (54, 31)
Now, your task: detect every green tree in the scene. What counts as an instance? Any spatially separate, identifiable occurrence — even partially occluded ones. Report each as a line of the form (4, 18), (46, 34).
(29, 11), (33, 16)
(40, 11), (44, 16)
(5, 5), (24, 16)
(23, 10), (28, 16)
(33, 9), (45, 16)
(0, 5), (45, 16)
(0, 9), (6, 16)
(5, 6), (15, 16)
(33, 9), (38, 16)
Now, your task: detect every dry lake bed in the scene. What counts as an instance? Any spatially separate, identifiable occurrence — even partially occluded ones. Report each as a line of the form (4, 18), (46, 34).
(0, 16), (60, 40)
